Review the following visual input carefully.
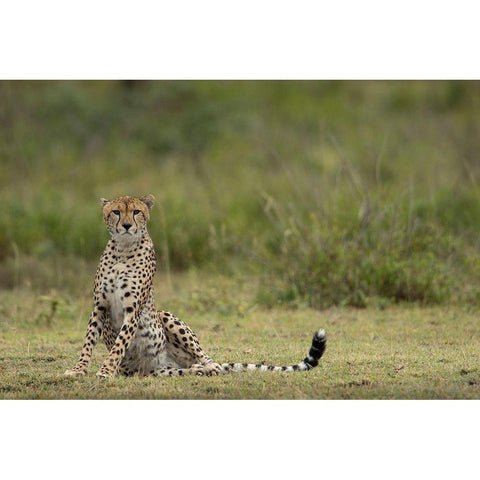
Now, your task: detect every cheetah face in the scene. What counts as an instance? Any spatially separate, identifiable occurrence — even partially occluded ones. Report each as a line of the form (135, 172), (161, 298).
(100, 194), (155, 240)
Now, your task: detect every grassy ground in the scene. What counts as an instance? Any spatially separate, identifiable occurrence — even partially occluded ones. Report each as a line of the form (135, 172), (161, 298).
(1, 272), (479, 399)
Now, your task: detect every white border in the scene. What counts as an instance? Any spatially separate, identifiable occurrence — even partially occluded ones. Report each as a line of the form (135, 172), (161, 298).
(1, 1), (479, 79)
(1, 400), (479, 479)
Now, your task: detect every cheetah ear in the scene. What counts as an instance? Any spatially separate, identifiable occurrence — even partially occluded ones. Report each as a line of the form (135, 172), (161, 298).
(140, 194), (155, 211)
(100, 198), (110, 207)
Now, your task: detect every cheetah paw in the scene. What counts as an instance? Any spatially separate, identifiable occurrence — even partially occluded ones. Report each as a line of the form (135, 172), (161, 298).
(204, 362), (222, 376)
(192, 362), (222, 376)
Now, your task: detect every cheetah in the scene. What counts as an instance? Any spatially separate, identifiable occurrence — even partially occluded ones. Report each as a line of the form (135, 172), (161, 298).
(64, 194), (326, 378)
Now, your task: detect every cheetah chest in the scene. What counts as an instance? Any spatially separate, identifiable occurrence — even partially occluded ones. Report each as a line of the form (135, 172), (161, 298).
(102, 263), (133, 331)
(107, 283), (125, 331)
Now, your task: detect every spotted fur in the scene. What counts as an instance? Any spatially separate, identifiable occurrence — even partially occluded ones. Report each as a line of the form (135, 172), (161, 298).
(65, 194), (326, 378)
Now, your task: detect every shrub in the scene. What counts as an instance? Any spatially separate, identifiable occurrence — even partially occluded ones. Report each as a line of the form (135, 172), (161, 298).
(256, 199), (455, 309)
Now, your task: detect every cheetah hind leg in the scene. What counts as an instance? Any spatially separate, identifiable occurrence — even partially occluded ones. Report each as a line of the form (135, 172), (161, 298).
(157, 311), (222, 375)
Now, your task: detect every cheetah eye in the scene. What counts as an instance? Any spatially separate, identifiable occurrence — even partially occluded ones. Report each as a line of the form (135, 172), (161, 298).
(112, 210), (120, 215)
(133, 209), (141, 215)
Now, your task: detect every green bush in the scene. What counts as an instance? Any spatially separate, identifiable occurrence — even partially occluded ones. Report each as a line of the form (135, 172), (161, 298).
(256, 199), (455, 308)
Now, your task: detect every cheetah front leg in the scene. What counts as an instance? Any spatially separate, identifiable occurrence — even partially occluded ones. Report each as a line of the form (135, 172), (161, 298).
(64, 305), (107, 376)
(96, 307), (140, 378)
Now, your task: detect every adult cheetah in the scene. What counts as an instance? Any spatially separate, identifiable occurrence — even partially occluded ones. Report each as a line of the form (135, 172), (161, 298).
(65, 194), (326, 378)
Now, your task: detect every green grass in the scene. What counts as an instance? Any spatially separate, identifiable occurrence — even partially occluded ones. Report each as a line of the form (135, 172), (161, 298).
(1, 276), (480, 399)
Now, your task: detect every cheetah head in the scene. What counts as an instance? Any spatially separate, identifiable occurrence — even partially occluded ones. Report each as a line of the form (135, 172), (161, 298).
(100, 194), (155, 240)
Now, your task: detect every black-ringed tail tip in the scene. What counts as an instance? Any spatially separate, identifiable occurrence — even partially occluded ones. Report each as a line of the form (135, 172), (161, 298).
(303, 328), (327, 370)
(220, 328), (327, 373)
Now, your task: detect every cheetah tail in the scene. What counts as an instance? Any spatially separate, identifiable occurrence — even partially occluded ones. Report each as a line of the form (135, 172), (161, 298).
(220, 328), (326, 373)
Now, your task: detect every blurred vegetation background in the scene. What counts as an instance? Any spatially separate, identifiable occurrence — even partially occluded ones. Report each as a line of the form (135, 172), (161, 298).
(1, 80), (480, 308)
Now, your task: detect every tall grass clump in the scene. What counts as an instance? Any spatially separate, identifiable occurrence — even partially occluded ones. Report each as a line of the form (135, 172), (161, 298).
(256, 182), (459, 309)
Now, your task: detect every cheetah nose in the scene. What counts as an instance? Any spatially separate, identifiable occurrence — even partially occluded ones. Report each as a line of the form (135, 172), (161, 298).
(122, 223), (132, 230)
